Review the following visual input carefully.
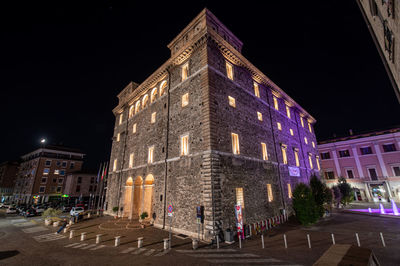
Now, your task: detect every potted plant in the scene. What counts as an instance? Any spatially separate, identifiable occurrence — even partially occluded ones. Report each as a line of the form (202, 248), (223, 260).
(112, 206), (119, 219)
(139, 212), (148, 228)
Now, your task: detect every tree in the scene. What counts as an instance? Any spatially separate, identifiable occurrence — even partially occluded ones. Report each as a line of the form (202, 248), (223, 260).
(332, 186), (341, 208)
(310, 175), (326, 217)
(337, 177), (353, 206)
(292, 183), (319, 225)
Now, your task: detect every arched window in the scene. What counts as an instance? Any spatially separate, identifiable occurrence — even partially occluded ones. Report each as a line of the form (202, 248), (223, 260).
(142, 94), (149, 108)
(159, 80), (167, 96)
(135, 101), (140, 114)
(129, 105), (134, 118)
(150, 88), (157, 103)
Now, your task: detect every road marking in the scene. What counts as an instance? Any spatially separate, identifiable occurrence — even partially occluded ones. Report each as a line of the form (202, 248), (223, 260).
(81, 244), (97, 250)
(132, 248), (147, 255)
(73, 243), (88, 249)
(176, 249), (236, 253)
(65, 243), (81, 248)
(11, 219), (26, 224)
(205, 258), (283, 264)
(144, 249), (156, 256)
(22, 226), (48, 233)
(33, 233), (66, 242)
(154, 249), (170, 257)
(90, 245), (106, 251)
(189, 253), (260, 258)
(120, 247), (136, 254)
(13, 221), (35, 227)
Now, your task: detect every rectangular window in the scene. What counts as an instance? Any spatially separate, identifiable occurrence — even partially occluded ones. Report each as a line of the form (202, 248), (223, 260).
(308, 122), (312, 133)
(39, 186), (45, 193)
(56, 186), (62, 193)
(321, 152), (331, 160)
(117, 133), (120, 142)
(226, 61), (234, 80)
(228, 96), (236, 107)
(52, 178), (57, 183)
(316, 156), (321, 170)
(267, 184), (273, 202)
(253, 82), (260, 98)
(41, 177), (47, 184)
(129, 153), (134, 168)
(180, 134), (189, 156)
(113, 159), (117, 171)
(119, 113), (123, 125)
(300, 116), (304, 127)
(148, 146), (154, 164)
(304, 137), (308, 144)
(231, 133), (240, 155)
(235, 187), (244, 208)
(182, 63), (189, 81)
(45, 160), (51, 166)
(286, 105), (291, 119)
(151, 112), (156, 123)
(273, 97), (279, 110)
(281, 144), (288, 164)
(287, 183), (292, 199)
(383, 144), (396, 152)
(346, 169), (354, 179)
(339, 150), (350, 157)
(132, 123), (137, 134)
(360, 147), (372, 155)
(325, 171), (335, 179)
(290, 129), (294, 136)
(277, 122), (282, 130)
(56, 161), (61, 167)
(308, 153), (313, 169)
(43, 168), (50, 175)
(368, 168), (378, 180)
(62, 161), (67, 168)
(393, 166), (400, 176)
(76, 185), (80, 193)
(77, 176), (82, 184)
(54, 169), (60, 175)
(59, 170), (65, 176)
(312, 141), (315, 148)
(294, 149), (300, 167)
(182, 93), (189, 107)
(70, 162), (75, 169)
(257, 112), (263, 121)
(261, 142), (268, 160)
(58, 178), (63, 184)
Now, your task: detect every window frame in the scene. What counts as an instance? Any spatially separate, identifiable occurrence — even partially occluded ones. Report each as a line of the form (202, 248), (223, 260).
(180, 134), (189, 156)
(228, 96), (236, 108)
(226, 61), (234, 80)
(181, 92), (189, 107)
(267, 184), (273, 202)
(286, 105), (291, 119)
(253, 82), (260, 98)
(273, 97), (279, 110)
(257, 111), (263, 121)
(261, 142), (268, 161)
(182, 62), (189, 81)
(148, 146), (154, 164)
(231, 133), (240, 155)
(281, 144), (288, 164)
(151, 112), (157, 124)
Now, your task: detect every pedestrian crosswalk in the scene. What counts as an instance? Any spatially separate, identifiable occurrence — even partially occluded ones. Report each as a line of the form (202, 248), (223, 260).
(33, 233), (66, 242)
(22, 226), (48, 233)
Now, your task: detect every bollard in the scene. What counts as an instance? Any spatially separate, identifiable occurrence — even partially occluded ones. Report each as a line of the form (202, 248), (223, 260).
(239, 235), (242, 249)
(69, 220), (73, 226)
(88, 212), (91, 219)
(81, 232), (87, 241)
(307, 234), (311, 249)
(163, 238), (169, 250)
(69, 230), (75, 239)
(96, 234), (102, 244)
(380, 232), (386, 247)
(261, 234), (265, 249)
(331, 233), (335, 245)
(115, 236), (121, 247)
(284, 234), (287, 249)
(138, 237), (143, 248)
(355, 233), (360, 247)
(216, 235), (220, 249)
(249, 224), (252, 237)
(63, 227), (68, 234)
(192, 239), (198, 250)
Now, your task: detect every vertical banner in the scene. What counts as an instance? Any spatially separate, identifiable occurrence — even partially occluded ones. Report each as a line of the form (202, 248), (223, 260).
(235, 205), (244, 239)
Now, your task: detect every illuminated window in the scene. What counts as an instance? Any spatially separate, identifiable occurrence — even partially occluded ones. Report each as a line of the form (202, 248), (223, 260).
(180, 134), (189, 156)
(286, 105), (291, 119)
(132, 123), (137, 133)
(277, 122), (282, 130)
(312, 141), (315, 148)
(304, 137), (308, 144)
(117, 133), (120, 142)
(228, 96), (236, 107)
(151, 87), (157, 103)
(253, 82), (260, 98)
(135, 101), (140, 114)
(129, 153), (134, 168)
(182, 63), (189, 81)
(316, 156), (321, 170)
(300, 116), (304, 127)
(231, 133), (240, 155)
(119, 113), (123, 125)
(257, 112), (263, 121)
(160, 80), (167, 96)
(113, 159), (117, 172)
(129, 105), (134, 118)
(147, 146), (154, 164)
(290, 129), (294, 136)
(267, 184), (273, 202)
(294, 148), (300, 167)
(142, 94), (149, 108)
(308, 153), (313, 169)
(151, 112), (156, 123)
(261, 142), (268, 160)
(281, 144), (288, 164)
(235, 187), (244, 208)
(226, 61), (234, 80)
(308, 122), (312, 133)
(43, 168), (50, 175)
(273, 97), (279, 110)
(287, 183), (292, 199)
(54, 169), (59, 175)
(182, 93), (189, 107)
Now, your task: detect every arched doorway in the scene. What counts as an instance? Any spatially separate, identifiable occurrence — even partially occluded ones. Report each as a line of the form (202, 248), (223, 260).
(142, 174), (154, 218)
(132, 176), (143, 218)
(123, 177), (133, 217)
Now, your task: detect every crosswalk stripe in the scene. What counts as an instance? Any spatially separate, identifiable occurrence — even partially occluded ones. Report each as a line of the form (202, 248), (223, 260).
(73, 243), (88, 249)
(189, 253), (260, 258)
(90, 245), (106, 251)
(176, 249), (236, 253)
(13, 221), (35, 227)
(132, 248), (147, 255)
(205, 258), (283, 264)
(11, 219), (26, 224)
(22, 226), (48, 233)
(154, 249), (170, 257)
(81, 244), (97, 250)
(144, 249), (156, 256)
(65, 243), (81, 248)
(120, 247), (136, 254)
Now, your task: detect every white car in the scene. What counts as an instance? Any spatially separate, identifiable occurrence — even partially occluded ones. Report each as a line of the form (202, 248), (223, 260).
(6, 207), (17, 214)
(70, 207), (84, 216)
(0, 203), (10, 209)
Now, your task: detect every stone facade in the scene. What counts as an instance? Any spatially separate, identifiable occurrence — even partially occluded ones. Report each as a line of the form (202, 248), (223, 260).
(106, 9), (319, 240)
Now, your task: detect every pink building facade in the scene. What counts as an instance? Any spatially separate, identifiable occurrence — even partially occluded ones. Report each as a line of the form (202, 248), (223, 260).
(318, 128), (400, 203)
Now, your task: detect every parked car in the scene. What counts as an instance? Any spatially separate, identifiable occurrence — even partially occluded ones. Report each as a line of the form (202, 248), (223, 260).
(25, 208), (38, 217)
(6, 207), (17, 214)
(18, 207), (29, 216)
(70, 207), (84, 216)
(0, 203), (10, 209)
(62, 206), (72, 212)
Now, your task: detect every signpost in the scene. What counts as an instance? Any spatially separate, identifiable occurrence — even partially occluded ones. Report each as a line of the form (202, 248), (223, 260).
(196, 206), (204, 241)
(168, 204), (173, 249)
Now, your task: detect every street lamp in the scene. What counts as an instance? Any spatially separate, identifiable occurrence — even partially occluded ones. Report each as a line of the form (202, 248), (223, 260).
(40, 138), (46, 144)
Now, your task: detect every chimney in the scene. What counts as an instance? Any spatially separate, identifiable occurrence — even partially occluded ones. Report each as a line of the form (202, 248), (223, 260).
(349, 129), (353, 136)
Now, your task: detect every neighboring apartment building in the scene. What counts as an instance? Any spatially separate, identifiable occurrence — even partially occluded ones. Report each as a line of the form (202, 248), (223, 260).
(357, 0), (400, 102)
(13, 145), (85, 204)
(0, 161), (19, 202)
(64, 171), (98, 204)
(106, 9), (319, 240)
(318, 127), (400, 202)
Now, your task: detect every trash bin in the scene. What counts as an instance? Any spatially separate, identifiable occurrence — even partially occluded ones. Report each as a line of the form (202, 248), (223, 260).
(224, 229), (234, 243)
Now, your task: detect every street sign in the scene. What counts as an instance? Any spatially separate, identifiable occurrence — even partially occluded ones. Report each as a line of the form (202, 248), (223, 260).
(168, 204), (173, 217)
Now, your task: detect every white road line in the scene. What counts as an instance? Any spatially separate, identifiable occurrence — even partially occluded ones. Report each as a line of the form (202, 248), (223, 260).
(189, 253), (260, 258)
(144, 249), (156, 256)
(11, 219), (26, 224)
(65, 243), (81, 248)
(120, 247), (136, 254)
(176, 249), (236, 253)
(81, 244), (97, 250)
(90, 245), (106, 251)
(73, 243), (88, 249)
(205, 258), (283, 264)
(22, 226), (48, 233)
(33, 233), (66, 242)
(154, 249), (170, 257)
(13, 221), (35, 227)
(132, 248), (147, 255)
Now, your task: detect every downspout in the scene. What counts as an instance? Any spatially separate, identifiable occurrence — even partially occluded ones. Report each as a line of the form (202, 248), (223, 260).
(163, 67), (172, 229)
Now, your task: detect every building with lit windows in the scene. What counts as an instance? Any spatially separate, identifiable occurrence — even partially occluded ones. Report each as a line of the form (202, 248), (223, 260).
(106, 9), (319, 240)
(0, 161), (19, 202)
(318, 127), (400, 202)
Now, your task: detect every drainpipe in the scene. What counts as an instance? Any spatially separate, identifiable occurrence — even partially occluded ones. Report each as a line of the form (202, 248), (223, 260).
(163, 68), (172, 229)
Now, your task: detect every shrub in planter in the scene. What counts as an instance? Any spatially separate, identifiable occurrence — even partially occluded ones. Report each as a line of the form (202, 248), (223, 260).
(42, 208), (62, 219)
(292, 183), (319, 226)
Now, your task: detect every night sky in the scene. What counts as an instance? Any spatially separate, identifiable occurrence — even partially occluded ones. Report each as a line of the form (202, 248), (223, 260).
(1, 1), (399, 169)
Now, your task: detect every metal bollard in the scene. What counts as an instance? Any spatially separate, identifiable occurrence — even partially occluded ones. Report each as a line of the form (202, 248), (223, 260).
(163, 238), (169, 250)
(331, 233), (335, 245)
(261, 234), (265, 249)
(216, 235), (220, 249)
(380, 232), (386, 247)
(239, 235), (242, 249)
(63, 227), (68, 234)
(355, 233), (360, 247)
(138, 237), (143, 248)
(307, 234), (311, 249)
(88, 212), (91, 219)
(284, 234), (287, 249)
(69, 230), (75, 239)
(192, 239), (198, 250)
(115, 236), (121, 247)
(96, 234), (102, 244)
(81, 232), (87, 241)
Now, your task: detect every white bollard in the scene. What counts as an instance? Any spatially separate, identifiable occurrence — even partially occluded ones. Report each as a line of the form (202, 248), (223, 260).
(261, 234), (265, 249)
(331, 233), (335, 245)
(307, 234), (311, 249)
(69, 220), (73, 226)
(380, 232), (386, 247)
(192, 239), (198, 250)
(355, 233), (360, 247)
(81, 232), (87, 241)
(88, 212), (91, 218)
(216, 235), (220, 249)
(138, 237), (143, 248)
(96, 234), (102, 244)
(69, 230), (75, 239)
(239, 235), (242, 249)
(115, 236), (121, 247)
(284, 234), (287, 249)
(63, 227), (68, 234)
(163, 238), (169, 250)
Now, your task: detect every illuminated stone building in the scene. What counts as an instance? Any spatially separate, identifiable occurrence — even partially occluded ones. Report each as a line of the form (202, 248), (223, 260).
(106, 9), (319, 240)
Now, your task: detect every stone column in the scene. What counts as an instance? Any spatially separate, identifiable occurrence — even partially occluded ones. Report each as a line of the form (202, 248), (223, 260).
(129, 184), (134, 220)
(351, 146), (364, 178)
(332, 149), (342, 177)
(374, 143), (389, 177)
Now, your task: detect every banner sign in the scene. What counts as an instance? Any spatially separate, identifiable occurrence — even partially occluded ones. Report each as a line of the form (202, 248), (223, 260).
(288, 166), (300, 177)
(235, 205), (243, 232)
